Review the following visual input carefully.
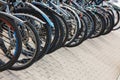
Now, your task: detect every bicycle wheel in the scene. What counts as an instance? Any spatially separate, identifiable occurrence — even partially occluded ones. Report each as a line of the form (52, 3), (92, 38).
(53, 14), (68, 48)
(110, 9), (120, 30)
(13, 7), (52, 60)
(102, 6), (119, 28)
(103, 11), (114, 34)
(0, 12), (22, 71)
(32, 2), (68, 47)
(61, 6), (80, 46)
(90, 11), (106, 38)
(82, 11), (95, 39)
(48, 14), (66, 53)
(113, 11), (120, 30)
(9, 20), (41, 70)
(95, 6), (114, 35)
(47, 14), (68, 53)
(67, 16), (87, 47)
(113, 10), (120, 27)
(30, 3), (65, 53)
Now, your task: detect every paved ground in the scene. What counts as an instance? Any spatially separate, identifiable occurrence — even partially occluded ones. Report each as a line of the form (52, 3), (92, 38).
(1, 1), (120, 79)
(1, 28), (120, 80)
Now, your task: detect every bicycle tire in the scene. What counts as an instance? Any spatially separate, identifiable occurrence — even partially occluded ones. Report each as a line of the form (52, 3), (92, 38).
(0, 12), (22, 71)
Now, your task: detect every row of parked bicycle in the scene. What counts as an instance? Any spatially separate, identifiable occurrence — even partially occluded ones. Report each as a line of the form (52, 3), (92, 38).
(0, 0), (120, 71)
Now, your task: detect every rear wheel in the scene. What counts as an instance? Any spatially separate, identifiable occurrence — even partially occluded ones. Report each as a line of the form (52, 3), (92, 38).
(61, 6), (80, 46)
(90, 12), (106, 38)
(0, 13), (22, 71)
(82, 10), (95, 39)
(103, 11), (114, 35)
(10, 22), (41, 70)
(67, 17), (87, 47)
(33, 7), (65, 53)
(13, 8), (52, 59)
